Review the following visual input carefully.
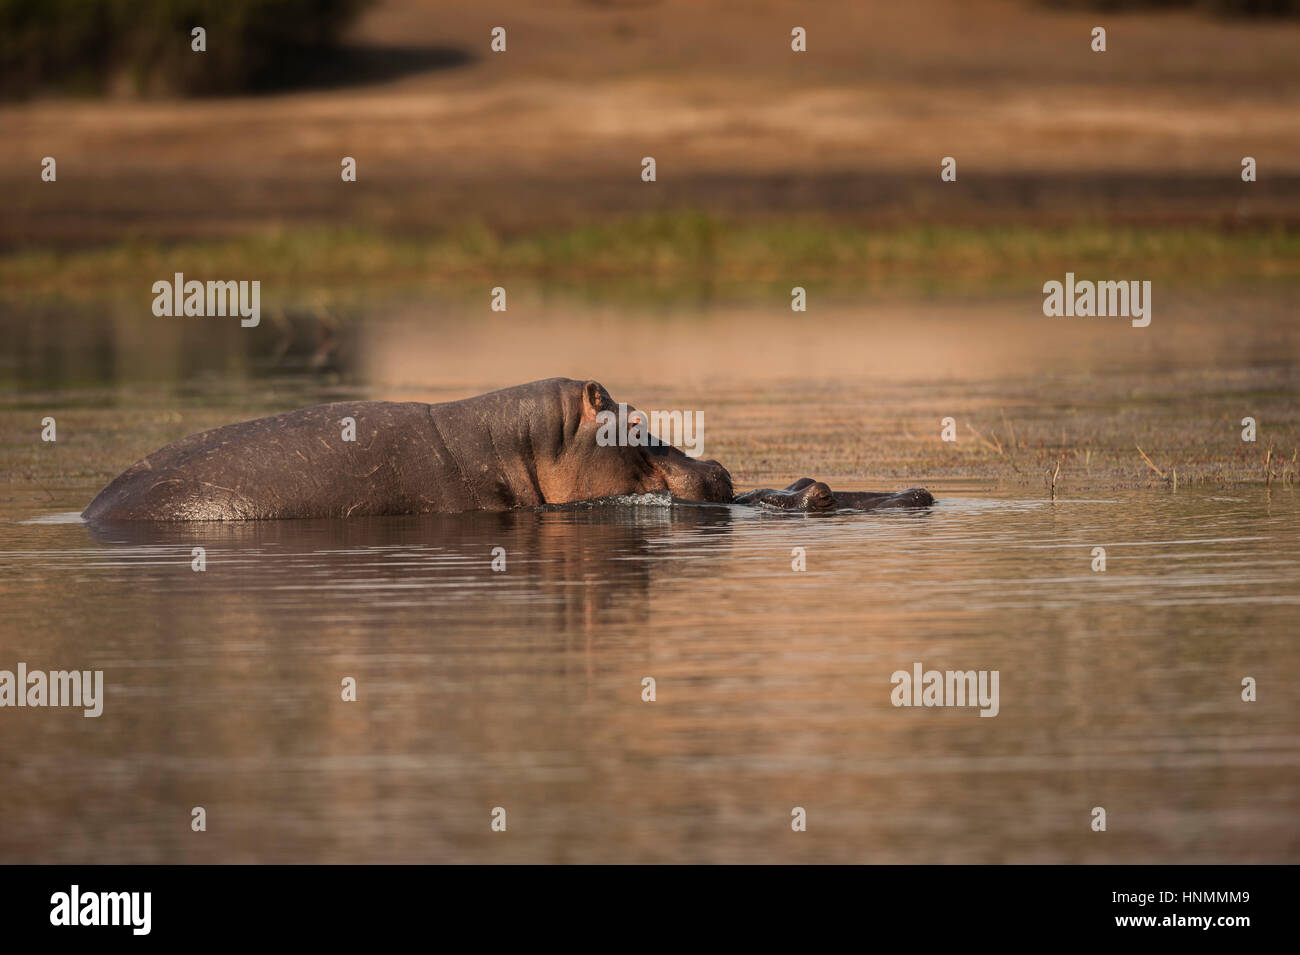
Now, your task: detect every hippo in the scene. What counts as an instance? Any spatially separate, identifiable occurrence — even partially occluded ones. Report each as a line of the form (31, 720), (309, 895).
(83, 378), (732, 521)
(82, 378), (934, 521)
(733, 478), (935, 511)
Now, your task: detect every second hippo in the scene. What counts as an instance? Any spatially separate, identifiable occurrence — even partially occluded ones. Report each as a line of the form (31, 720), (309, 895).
(733, 478), (935, 512)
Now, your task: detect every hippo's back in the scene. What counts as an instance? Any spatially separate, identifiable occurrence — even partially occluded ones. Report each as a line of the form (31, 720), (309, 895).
(83, 401), (443, 521)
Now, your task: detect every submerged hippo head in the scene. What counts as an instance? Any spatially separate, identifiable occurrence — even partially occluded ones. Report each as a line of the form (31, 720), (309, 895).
(546, 380), (734, 504)
(732, 477), (834, 510)
(732, 478), (936, 512)
(779, 477), (835, 510)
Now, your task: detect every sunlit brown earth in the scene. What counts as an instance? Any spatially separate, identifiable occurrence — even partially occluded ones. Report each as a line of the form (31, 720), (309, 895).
(2, 0), (1299, 243)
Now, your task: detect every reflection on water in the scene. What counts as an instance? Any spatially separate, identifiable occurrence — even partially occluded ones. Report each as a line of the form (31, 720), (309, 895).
(4, 284), (1299, 393)
(1, 489), (1296, 863)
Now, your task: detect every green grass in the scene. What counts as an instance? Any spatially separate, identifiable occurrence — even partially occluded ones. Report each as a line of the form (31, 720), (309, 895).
(2, 214), (1297, 303)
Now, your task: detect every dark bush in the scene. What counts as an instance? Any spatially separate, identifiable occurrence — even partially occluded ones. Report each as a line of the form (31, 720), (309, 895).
(0, 0), (376, 98)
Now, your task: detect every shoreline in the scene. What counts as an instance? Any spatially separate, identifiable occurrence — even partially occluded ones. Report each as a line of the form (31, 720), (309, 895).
(2, 218), (1296, 300)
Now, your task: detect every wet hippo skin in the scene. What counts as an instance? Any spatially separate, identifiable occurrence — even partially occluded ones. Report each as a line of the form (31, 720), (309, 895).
(732, 478), (935, 511)
(83, 378), (733, 521)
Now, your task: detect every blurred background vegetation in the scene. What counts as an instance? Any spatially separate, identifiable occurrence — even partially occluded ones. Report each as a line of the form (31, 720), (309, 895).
(0, 0), (375, 97)
(1, 0), (1296, 291)
(1, 0), (1294, 100)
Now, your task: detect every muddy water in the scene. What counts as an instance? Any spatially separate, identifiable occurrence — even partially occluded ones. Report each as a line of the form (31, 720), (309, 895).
(0, 486), (1296, 863)
(1, 285), (1298, 862)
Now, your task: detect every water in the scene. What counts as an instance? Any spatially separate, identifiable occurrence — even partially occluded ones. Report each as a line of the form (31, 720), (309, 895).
(1, 285), (1296, 861)
(1, 486), (1296, 863)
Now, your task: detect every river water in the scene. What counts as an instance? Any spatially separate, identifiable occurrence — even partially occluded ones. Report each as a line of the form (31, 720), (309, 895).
(0, 485), (1296, 863)
(0, 289), (1297, 862)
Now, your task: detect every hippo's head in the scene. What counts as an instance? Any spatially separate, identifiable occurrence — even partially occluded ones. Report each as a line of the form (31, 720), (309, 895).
(546, 380), (733, 504)
(732, 477), (835, 510)
(792, 480), (835, 510)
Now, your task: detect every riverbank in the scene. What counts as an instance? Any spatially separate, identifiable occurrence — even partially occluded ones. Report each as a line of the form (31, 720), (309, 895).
(2, 218), (1296, 301)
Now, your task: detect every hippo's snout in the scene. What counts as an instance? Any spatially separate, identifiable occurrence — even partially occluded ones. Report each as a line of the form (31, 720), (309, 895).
(894, 488), (935, 508)
(659, 454), (733, 503)
(803, 481), (835, 510)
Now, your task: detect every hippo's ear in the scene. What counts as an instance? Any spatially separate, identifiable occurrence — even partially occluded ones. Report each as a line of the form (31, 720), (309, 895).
(581, 380), (612, 421)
